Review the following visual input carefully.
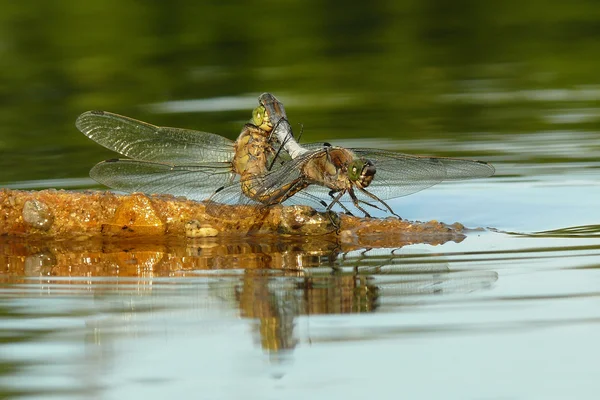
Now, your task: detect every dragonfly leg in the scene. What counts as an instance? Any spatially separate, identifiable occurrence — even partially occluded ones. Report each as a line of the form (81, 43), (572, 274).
(357, 187), (401, 219)
(347, 188), (372, 218)
(327, 190), (354, 216)
(327, 190), (383, 216)
(355, 199), (386, 213)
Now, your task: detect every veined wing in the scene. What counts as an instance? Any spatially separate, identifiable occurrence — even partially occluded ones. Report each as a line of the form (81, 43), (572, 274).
(349, 148), (494, 200)
(250, 145), (494, 203)
(207, 171), (329, 211)
(257, 146), (448, 202)
(90, 159), (236, 201)
(77, 111), (236, 164)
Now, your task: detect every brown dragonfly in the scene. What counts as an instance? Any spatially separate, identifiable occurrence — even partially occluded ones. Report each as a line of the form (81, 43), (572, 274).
(76, 94), (293, 203)
(79, 93), (494, 218)
(211, 93), (495, 217)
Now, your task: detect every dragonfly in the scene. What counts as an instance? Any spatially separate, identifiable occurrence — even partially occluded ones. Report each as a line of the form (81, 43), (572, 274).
(76, 94), (296, 203)
(78, 93), (495, 218)
(218, 94), (496, 217)
(214, 142), (495, 217)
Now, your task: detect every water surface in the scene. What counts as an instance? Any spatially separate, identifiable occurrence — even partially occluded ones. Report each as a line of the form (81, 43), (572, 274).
(2, 1), (600, 399)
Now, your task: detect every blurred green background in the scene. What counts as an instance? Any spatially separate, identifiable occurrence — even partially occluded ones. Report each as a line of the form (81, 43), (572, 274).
(1, 0), (599, 183)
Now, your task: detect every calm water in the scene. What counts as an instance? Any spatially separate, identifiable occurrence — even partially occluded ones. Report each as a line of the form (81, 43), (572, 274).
(2, 1), (600, 399)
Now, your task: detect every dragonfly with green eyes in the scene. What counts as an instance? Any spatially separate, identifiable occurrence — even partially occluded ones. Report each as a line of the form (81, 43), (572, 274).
(215, 93), (495, 218)
(76, 94), (294, 204)
(214, 140), (495, 218)
(78, 92), (494, 218)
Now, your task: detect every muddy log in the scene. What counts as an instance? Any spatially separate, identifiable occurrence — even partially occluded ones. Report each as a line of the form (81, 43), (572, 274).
(0, 189), (466, 242)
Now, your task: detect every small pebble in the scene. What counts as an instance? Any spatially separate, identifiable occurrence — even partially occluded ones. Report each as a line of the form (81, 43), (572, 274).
(22, 199), (54, 231)
(185, 220), (219, 237)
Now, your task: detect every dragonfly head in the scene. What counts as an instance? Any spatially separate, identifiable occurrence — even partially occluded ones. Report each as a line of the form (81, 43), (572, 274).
(348, 159), (376, 188)
(252, 106), (273, 132)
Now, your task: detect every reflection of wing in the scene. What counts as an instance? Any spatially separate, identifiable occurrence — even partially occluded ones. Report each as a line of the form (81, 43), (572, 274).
(76, 111), (235, 164)
(90, 159), (236, 201)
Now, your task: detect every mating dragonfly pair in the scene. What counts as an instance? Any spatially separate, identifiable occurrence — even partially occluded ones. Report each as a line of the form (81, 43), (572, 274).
(76, 93), (495, 218)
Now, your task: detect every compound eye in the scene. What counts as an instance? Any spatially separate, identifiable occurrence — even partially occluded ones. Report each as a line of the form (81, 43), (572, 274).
(252, 106), (265, 125)
(348, 160), (364, 181)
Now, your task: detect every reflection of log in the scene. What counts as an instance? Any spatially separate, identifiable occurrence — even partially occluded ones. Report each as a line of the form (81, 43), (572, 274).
(0, 234), (464, 281)
(0, 189), (466, 240)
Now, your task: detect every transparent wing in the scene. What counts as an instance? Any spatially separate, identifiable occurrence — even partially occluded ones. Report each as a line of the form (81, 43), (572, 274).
(76, 111), (235, 164)
(210, 181), (329, 209)
(244, 145), (494, 203)
(90, 159), (236, 201)
(208, 163), (329, 211)
(350, 148), (494, 200)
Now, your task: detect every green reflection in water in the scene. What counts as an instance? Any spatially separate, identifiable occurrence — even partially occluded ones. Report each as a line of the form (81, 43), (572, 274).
(1, 1), (599, 182)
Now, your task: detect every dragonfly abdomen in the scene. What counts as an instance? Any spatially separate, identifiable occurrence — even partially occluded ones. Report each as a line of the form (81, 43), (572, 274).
(240, 174), (309, 206)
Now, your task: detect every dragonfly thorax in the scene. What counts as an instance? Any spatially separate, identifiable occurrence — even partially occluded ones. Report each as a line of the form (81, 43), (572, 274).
(301, 148), (376, 192)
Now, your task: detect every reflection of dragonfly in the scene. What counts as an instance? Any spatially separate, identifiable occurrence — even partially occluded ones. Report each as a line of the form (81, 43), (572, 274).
(76, 94), (290, 202)
(218, 94), (495, 217)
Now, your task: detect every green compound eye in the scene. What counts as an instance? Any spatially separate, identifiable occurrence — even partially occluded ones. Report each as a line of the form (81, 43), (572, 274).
(347, 160), (364, 181)
(252, 106), (266, 126)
